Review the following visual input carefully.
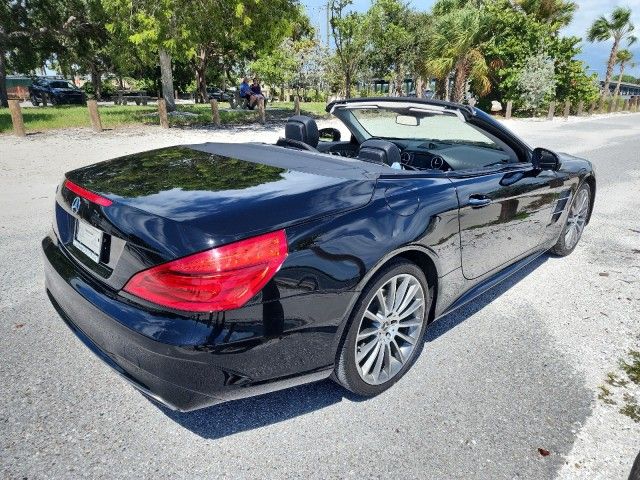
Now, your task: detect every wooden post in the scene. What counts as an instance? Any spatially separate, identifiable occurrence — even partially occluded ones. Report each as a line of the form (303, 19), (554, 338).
(505, 100), (513, 120)
(623, 99), (630, 111)
(588, 102), (596, 116)
(577, 101), (584, 116)
(547, 101), (556, 121)
(87, 100), (102, 132)
(563, 100), (570, 119)
(634, 97), (639, 112)
(158, 99), (169, 128)
(210, 99), (220, 127)
(258, 98), (266, 124)
(8, 100), (26, 137)
(294, 95), (300, 116)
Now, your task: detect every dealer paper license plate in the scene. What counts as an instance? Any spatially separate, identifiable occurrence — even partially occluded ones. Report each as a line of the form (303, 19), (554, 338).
(73, 220), (103, 263)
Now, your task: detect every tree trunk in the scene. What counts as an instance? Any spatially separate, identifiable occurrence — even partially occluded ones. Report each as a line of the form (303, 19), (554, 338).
(415, 77), (425, 98)
(90, 65), (102, 101)
(159, 47), (176, 112)
(602, 39), (619, 96)
(345, 70), (352, 99)
(452, 59), (469, 103)
(613, 64), (626, 97)
(0, 48), (8, 108)
(444, 75), (451, 101)
(394, 66), (404, 97)
(434, 78), (445, 100)
(194, 47), (208, 104)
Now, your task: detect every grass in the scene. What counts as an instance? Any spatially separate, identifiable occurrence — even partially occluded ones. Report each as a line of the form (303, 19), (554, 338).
(0, 101), (329, 134)
(597, 350), (640, 422)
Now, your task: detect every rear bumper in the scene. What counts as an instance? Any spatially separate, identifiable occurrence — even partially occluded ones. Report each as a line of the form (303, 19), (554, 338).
(43, 233), (338, 411)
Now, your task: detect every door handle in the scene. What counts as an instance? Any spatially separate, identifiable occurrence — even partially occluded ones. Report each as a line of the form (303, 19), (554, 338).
(468, 195), (492, 208)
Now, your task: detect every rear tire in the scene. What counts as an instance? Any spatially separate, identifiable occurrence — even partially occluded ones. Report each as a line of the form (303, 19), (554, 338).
(31, 94), (40, 107)
(334, 259), (430, 397)
(551, 182), (591, 256)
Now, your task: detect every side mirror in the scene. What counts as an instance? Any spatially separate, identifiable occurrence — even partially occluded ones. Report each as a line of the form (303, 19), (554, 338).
(532, 147), (560, 171)
(318, 127), (341, 142)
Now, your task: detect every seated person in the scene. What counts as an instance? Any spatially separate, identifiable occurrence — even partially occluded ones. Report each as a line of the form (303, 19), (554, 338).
(239, 76), (263, 109)
(251, 77), (263, 98)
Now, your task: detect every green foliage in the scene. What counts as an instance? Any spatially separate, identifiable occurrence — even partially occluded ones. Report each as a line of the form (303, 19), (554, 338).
(426, 0), (490, 102)
(365, 0), (413, 94)
(483, 0), (598, 108)
(516, 52), (556, 113)
(329, 0), (368, 97)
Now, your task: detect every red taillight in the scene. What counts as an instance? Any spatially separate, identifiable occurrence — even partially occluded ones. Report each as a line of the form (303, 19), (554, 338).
(123, 230), (288, 312)
(64, 179), (113, 207)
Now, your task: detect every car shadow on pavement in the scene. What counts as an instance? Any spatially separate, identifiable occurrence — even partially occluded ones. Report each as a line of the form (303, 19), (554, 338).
(425, 254), (549, 343)
(158, 254), (550, 440)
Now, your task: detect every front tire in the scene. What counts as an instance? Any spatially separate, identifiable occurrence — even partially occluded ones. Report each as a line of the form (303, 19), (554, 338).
(551, 182), (591, 256)
(334, 259), (430, 397)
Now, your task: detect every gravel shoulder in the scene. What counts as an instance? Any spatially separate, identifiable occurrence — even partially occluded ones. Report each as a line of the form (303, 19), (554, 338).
(1, 113), (639, 479)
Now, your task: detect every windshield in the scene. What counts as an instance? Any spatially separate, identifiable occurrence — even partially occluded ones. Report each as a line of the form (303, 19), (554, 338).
(49, 81), (77, 89)
(349, 108), (499, 148)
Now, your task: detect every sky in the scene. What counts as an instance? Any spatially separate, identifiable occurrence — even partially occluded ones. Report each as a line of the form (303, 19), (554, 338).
(302, 0), (640, 78)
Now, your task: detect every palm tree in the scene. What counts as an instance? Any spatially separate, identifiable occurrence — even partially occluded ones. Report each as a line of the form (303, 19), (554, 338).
(587, 7), (637, 96)
(613, 49), (635, 97)
(426, 5), (490, 103)
(516, 0), (577, 30)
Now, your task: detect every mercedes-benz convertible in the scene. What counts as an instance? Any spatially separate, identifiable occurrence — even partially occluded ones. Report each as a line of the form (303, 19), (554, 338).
(42, 98), (595, 411)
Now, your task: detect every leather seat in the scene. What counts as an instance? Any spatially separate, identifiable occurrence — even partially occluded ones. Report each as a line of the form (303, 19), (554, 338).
(358, 139), (401, 166)
(277, 115), (320, 151)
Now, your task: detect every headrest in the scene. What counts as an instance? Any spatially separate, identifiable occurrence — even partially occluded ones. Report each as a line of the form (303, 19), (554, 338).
(358, 139), (401, 166)
(285, 115), (319, 148)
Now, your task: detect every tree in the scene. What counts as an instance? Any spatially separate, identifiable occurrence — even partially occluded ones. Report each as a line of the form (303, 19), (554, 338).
(184, 0), (298, 103)
(104, 0), (193, 111)
(329, 0), (367, 98)
(515, 0), (577, 30)
(613, 49), (634, 97)
(484, 0), (598, 108)
(427, 1), (490, 102)
(587, 7), (637, 97)
(516, 51), (556, 113)
(366, 0), (413, 96)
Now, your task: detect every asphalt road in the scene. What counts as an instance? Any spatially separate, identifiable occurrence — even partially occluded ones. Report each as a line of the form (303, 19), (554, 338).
(1, 114), (639, 479)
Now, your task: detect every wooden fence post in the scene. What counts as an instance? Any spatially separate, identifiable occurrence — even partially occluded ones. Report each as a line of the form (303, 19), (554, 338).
(547, 101), (556, 121)
(158, 99), (169, 128)
(294, 95), (300, 116)
(505, 100), (513, 120)
(258, 98), (266, 124)
(577, 101), (584, 116)
(87, 100), (102, 132)
(8, 100), (26, 137)
(210, 99), (220, 127)
(563, 100), (571, 120)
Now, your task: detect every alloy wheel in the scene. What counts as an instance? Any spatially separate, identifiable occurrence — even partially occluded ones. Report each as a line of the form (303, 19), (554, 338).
(354, 274), (426, 385)
(564, 188), (589, 250)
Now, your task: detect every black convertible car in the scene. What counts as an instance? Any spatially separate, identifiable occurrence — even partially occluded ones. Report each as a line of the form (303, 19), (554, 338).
(43, 98), (595, 411)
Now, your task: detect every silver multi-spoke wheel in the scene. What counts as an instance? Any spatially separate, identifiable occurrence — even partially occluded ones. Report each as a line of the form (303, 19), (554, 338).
(564, 188), (589, 250)
(354, 274), (425, 385)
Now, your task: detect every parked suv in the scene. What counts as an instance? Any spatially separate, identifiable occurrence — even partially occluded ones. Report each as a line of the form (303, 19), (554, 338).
(29, 78), (86, 106)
